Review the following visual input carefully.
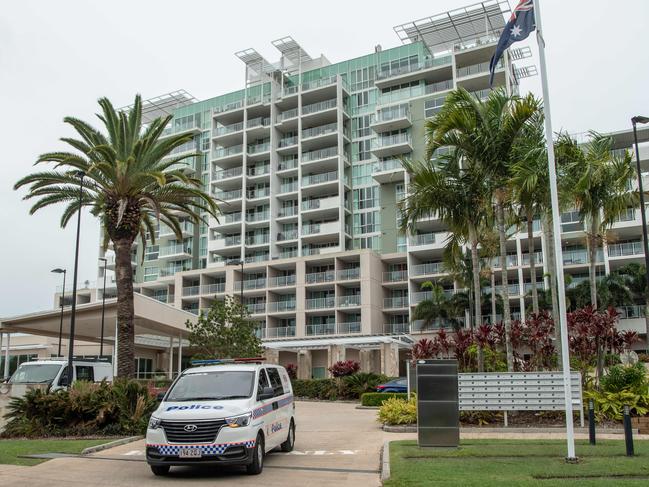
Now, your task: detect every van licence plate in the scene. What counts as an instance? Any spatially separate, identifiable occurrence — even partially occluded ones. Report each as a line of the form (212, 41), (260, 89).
(179, 448), (202, 458)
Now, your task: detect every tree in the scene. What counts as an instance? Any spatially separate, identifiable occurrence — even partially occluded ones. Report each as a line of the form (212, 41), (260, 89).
(411, 281), (451, 330)
(14, 95), (218, 377)
(187, 296), (262, 359)
(559, 131), (637, 309)
(425, 87), (542, 371)
(614, 262), (649, 340)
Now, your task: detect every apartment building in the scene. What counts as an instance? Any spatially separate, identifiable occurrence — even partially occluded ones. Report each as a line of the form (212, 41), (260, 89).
(3, 1), (647, 380)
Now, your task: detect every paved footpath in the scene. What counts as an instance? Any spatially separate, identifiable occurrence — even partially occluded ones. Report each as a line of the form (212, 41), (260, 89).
(0, 402), (646, 487)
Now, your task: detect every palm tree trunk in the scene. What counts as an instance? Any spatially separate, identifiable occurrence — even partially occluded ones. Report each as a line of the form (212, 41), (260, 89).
(496, 201), (514, 371)
(115, 238), (136, 378)
(527, 212), (539, 314)
(543, 213), (562, 369)
(587, 219), (599, 309)
(491, 270), (497, 324)
(469, 226), (484, 372)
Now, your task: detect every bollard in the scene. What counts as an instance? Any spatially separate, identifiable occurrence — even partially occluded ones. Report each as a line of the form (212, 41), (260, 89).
(623, 405), (634, 457)
(588, 399), (596, 445)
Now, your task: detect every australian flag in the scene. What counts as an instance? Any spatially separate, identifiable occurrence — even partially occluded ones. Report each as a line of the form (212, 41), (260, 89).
(489, 0), (536, 86)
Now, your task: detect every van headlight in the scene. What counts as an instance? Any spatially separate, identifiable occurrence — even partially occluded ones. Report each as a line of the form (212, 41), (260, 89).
(225, 412), (252, 428)
(148, 416), (162, 429)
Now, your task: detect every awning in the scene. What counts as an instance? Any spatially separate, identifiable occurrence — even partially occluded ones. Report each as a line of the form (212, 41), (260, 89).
(263, 335), (415, 351)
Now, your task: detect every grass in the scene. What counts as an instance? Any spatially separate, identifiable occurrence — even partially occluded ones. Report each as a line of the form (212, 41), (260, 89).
(386, 439), (649, 486)
(0, 438), (111, 466)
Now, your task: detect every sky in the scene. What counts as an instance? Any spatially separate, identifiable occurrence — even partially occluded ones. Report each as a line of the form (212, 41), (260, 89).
(1, 0), (648, 317)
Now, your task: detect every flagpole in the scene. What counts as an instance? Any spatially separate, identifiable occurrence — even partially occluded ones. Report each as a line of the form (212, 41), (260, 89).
(534, 0), (577, 462)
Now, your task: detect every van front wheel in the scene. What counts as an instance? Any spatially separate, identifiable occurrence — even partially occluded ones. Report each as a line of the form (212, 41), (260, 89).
(246, 433), (264, 475)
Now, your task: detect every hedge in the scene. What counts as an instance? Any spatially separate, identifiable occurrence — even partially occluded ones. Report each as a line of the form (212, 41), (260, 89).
(291, 373), (391, 401)
(361, 392), (409, 407)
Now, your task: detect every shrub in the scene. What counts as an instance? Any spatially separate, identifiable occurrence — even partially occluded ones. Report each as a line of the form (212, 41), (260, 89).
(600, 363), (648, 394)
(291, 373), (389, 400)
(291, 378), (340, 400)
(361, 392), (408, 407)
(286, 363), (297, 380)
(377, 396), (417, 425)
(585, 389), (649, 421)
(1, 379), (157, 438)
(638, 353), (649, 363)
(342, 373), (389, 397)
(328, 360), (360, 377)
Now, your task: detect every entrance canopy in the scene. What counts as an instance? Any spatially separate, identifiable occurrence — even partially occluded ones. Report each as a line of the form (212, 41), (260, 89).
(0, 293), (196, 345)
(263, 335), (414, 351)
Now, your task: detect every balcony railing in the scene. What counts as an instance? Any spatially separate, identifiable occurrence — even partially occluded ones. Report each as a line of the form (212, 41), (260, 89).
(247, 142), (271, 155)
(302, 123), (337, 139)
(305, 270), (336, 284)
(247, 165), (270, 177)
(279, 136), (298, 148)
(376, 55), (452, 81)
(521, 252), (544, 266)
(617, 305), (646, 319)
(159, 243), (191, 257)
(457, 60), (503, 78)
(213, 145), (243, 159)
(268, 275), (296, 287)
(235, 278), (267, 291)
(245, 253), (269, 263)
(375, 105), (410, 123)
(337, 322), (361, 334)
(563, 249), (604, 264)
(383, 296), (409, 309)
(302, 146), (337, 163)
(213, 189), (242, 201)
(302, 75), (337, 91)
(278, 206), (298, 218)
(223, 212), (242, 224)
(212, 166), (242, 181)
(608, 241), (644, 258)
(383, 270), (408, 282)
(246, 211), (270, 222)
(246, 116), (271, 129)
(306, 323), (336, 336)
(277, 230), (298, 241)
(337, 295), (361, 307)
(411, 262), (443, 276)
(374, 132), (411, 149)
(278, 108), (299, 122)
(201, 283), (225, 294)
(266, 326), (296, 338)
(373, 159), (404, 173)
(246, 187), (270, 199)
(214, 122), (244, 136)
(182, 285), (200, 297)
(409, 233), (435, 247)
(383, 322), (410, 334)
(279, 182), (298, 194)
(245, 234), (270, 245)
(279, 248), (298, 259)
(425, 79), (454, 95)
(305, 296), (336, 309)
(337, 268), (360, 280)
(267, 301), (297, 313)
(302, 98), (337, 115)
(278, 157), (298, 171)
(302, 170), (338, 186)
(246, 303), (266, 314)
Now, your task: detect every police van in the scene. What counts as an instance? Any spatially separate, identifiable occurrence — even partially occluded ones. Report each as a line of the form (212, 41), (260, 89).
(146, 359), (295, 476)
(8, 359), (113, 390)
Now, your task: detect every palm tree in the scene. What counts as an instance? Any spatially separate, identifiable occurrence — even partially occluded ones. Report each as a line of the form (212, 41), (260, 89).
(14, 95), (218, 378)
(559, 131), (637, 309)
(411, 282), (451, 329)
(614, 263), (649, 337)
(400, 153), (490, 345)
(425, 87), (541, 371)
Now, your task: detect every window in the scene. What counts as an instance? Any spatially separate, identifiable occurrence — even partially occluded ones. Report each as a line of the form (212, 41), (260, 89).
(353, 115), (373, 138)
(350, 66), (375, 91)
(353, 186), (379, 210)
(265, 368), (284, 396)
(354, 90), (370, 109)
(257, 368), (270, 397)
(353, 211), (380, 234)
(424, 96), (446, 118)
(379, 55), (418, 77)
(75, 365), (94, 382)
(135, 357), (153, 379)
(354, 139), (372, 162)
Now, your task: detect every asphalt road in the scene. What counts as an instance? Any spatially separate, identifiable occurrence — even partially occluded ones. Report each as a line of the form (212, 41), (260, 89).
(0, 402), (397, 486)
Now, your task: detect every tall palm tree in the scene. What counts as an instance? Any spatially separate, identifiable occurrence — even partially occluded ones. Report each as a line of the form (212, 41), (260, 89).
(425, 87), (541, 371)
(14, 95), (218, 377)
(400, 152), (490, 350)
(411, 281), (451, 330)
(559, 131), (637, 309)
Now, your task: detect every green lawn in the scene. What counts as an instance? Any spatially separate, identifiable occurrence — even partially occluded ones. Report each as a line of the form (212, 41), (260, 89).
(386, 439), (649, 486)
(0, 438), (110, 466)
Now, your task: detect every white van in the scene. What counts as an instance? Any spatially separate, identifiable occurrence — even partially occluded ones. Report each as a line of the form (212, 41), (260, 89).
(8, 359), (113, 390)
(146, 361), (295, 476)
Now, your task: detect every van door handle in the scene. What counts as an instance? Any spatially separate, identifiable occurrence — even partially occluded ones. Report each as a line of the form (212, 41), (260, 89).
(272, 401), (279, 410)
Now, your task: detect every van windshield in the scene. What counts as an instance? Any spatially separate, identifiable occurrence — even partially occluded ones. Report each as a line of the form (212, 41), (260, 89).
(9, 364), (62, 384)
(165, 371), (255, 401)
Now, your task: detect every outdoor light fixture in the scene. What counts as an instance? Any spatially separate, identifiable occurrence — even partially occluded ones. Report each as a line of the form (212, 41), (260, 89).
(631, 116), (649, 346)
(51, 267), (66, 357)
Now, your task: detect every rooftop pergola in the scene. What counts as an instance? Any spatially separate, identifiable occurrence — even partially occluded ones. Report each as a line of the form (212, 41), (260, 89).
(118, 90), (197, 123)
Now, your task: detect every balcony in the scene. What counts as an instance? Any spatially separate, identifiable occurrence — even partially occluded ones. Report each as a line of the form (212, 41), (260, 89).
(608, 241), (644, 258)
(484, 284), (521, 297)
(302, 122), (337, 141)
(247, 142), (271, 156)
(278, 136), (298, 149)
(301, 195), (342, 215)
(268, 275), (296, 287)
(213, 189), (242, 202)
(457, 60), (502, 79)
(212, 166), (243, 182)
(337, 268), (360, 281)
(278, 206), (298, 218)
(302, 75), (337, 92)
(337, 322), (361, 334)
(302, 170), (338, 187)
(371, 133), (412, 158)
(213, 101), (243, 115)
(279, 248), (298, 259)
(303, 244), (341, 256)
(278, 157), (298, 172)
(411, 262), (444, 276)
(265, 326), (296, 339)
(201, 283), (225, 294)
(337, 295), (361, 308)
(245, 234), (270, 246)
(383, 270), (408, 282)
(305, 270), (336, 284)
(563, 249), (604, 265)
(371, 105), (411, 132)
(235, 278), (267, 291)
(246, 187), (270, 200)
(181, 285), (200, 297)
(305, 296), (336, 310)
(277, 229), (298, 241)
(246, 303), (266, 315)
(158, 243), (192, 260)
(306, 323), (336, 336)
(383, 322), (410, 334)
(213, 121), (244, 138)
(374, 55), (452, 87)
(246, 116), (271, 130)
(372, 159), (405, 184)
(277, 108), (299, 123)
(302, 146), (338, 166)
(617, 305), (646, 320)
(247, 164), (270, 178)
(246, 211), (270, 223)
(245, 253), (269, 264)
(409, 233), (436, 248)
(213, 145), (243, 161)
(267, 301), (297, 313)
(303, 221), (340, 237)
(383, 296), (409, 309)
(208, 235), (240, 251)
(302, 98), (337, 117)
(279, 182), (298, 194)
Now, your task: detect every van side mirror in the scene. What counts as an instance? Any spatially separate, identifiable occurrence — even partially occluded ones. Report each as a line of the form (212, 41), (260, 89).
(259, 386), (274, 400)
(59, 375), (70, 387)
(156, 391), (166, 402)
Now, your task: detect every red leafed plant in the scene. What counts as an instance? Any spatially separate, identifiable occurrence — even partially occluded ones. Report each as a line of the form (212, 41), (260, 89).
(286, 363), (298, 380)
(410, 338), (440, 364)
(328, 360), (360, 377)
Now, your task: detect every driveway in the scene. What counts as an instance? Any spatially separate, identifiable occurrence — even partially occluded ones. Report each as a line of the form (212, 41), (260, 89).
(0, 402), (403, 487)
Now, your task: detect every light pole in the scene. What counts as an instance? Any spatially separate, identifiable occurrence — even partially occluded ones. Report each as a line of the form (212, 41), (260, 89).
(51, 268), (66, 357)
(98, 257), (107, 358)
(66, 171), (85, 387)
(227, 259), (245, 314)
(632, 115), (649, 349)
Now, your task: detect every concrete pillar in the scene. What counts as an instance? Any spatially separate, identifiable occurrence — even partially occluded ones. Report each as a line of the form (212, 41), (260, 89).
(177, 333), (183, 374)
(168, 337), (174, 379)
(297, 349), (312, 380)
(327, 344), (346, 368)
(359, 349), (372, 373)
(369, 349), (382, 374)
(3, 333), (10, 379)
(265, 348), (279, 365)
(381, 342), (400, 377)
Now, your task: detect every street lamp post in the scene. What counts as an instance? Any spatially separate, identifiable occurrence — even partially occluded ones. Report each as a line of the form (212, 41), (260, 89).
(51, 268), (66, 357)
(66, 171), (85, 387)
(98, 257), (107, 358)
(632, 115), (649, 348)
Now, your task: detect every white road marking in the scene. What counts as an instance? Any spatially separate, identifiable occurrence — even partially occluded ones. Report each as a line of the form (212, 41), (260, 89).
(282, 450), (359, 456)
(123, 450), (144, 456)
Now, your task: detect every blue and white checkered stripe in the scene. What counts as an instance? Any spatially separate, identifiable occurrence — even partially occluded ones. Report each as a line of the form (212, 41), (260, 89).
(149, 440), (256, 456)
(252, 394), (293, 419)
